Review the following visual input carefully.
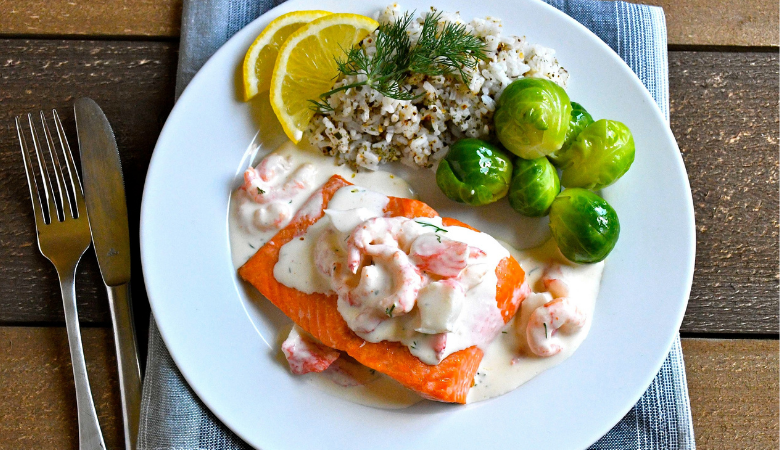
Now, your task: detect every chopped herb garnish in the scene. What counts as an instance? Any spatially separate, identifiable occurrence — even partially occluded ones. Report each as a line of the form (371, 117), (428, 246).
(436, 235), (442, 243)
(351, 189), (359, 193)
(385, 304), (396, 317)
(415, 221), (448, 233)
(543, 323), (548, 339)
(502, 331), (507, 334)
(248, 243), (255, 249)
(256, 187), (265, 195)
(311, 11), (487, 112)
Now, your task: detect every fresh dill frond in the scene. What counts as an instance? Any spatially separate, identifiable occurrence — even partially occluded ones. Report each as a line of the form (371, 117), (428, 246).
(410, 11), (487, 82)
(414, 221), (448, 233)
(309, 97), (335, 112)
(312, 10), (487, 112)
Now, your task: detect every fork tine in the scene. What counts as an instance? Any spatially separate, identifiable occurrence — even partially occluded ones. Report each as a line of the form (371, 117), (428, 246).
(16, 116), (47, 229)
(53, 109), (86, 219)
(39, 111), (69, 221)
(27, 113), (59, 224)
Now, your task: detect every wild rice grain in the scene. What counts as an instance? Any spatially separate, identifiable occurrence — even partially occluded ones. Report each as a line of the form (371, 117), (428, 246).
(307, 4), (568, 171)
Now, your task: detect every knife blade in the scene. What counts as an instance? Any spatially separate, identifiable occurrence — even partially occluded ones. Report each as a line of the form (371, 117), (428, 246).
(75, 97), (141, 450)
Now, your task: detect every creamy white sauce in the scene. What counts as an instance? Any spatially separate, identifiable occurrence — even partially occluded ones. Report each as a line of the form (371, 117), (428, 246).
(290, 338), (423, 409)
(229, 142), (412, 268)
(276, 191), (509, 365)
(466, 238), (604, 403)
(229, 141), (605, 408)
(230, 142), (422, 408)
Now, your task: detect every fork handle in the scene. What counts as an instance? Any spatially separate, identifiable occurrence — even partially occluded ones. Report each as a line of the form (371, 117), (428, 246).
(59, 269), (107, 450)
(106, 283), (142, 450)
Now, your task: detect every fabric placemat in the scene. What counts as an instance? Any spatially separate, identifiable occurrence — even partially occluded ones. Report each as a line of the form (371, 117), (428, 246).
(139, 1), (695, 448)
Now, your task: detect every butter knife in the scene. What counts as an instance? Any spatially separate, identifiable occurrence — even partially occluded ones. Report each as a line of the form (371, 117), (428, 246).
(75, 97), (142, 450)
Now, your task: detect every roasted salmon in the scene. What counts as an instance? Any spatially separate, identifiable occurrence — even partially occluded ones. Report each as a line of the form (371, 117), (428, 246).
(239, 174), (526, 403)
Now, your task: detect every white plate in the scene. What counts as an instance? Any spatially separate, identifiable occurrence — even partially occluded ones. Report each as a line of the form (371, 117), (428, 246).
(140, 0), (695, 448)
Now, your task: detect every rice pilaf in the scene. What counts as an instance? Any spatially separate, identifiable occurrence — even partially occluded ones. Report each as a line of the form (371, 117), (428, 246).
(307, 4), (569, 170)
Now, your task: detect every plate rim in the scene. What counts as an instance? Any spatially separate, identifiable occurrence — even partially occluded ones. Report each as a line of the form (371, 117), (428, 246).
(140, 0), (696, 448)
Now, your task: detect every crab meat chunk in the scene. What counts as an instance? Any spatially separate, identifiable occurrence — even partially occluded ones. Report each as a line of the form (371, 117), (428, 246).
(281, 325), (340, 374)
(410, 233), (485, 278)
(415, 279), (465, 334)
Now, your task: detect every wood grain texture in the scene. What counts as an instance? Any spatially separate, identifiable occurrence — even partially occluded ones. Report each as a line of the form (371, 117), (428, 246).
(0, 327), (123, 450)
(670, 52), (779, 334)
(682, 338), (779, 449)
(638, 0), (779, 47)
(0, 0), (777, 47)
(0, 0), (182, 37)
(0, 39), (177, 344)
(0, 41), (776, 335)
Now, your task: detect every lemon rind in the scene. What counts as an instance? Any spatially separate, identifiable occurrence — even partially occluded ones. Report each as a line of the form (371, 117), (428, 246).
(242, 10), (332, 101)
(270, 13), (379, 143)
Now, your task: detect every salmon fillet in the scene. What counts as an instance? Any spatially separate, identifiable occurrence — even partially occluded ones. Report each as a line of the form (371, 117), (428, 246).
(238, 175), (526, 403)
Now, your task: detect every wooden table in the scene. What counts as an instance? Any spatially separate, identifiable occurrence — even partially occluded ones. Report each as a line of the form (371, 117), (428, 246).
(0, 1), (777, 448)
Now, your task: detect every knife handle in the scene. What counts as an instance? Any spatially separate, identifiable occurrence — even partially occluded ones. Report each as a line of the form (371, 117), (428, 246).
(107, 283), (142, 450)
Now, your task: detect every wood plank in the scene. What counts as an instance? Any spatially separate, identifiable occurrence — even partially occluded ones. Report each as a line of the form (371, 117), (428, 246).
(0, 327), (123, 449)
(682, 338), (779, 449)
(670, 51), (779, 334)
(0, 41), (776, 334)
(1, 328), (776, 448)
(0, 0), (182, 38)
(638, 0), (779, 47)
(0, 39), (177, 330)
(0, 0), (776, 47)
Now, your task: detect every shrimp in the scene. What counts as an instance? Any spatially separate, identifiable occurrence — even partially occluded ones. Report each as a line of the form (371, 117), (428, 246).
(313, 228), (354, 301)
(345, 217), (423, 273)
(333, 217), (428, 316)
(242, 154), (316, 204)
(409, 233), (485, 278)
(526, 298), (585, 357)
(250, 201), (293, 231)
(350, 249), (423, 315)
(316, 223), (422, 317)
(540, 263), (569, 299)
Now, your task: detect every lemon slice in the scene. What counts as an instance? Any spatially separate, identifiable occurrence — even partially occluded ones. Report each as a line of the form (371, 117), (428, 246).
(270, 13), (379, 143)
(242, 10), (331, 101)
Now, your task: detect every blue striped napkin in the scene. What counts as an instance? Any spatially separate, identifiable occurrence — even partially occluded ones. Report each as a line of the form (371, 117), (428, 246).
(139, 1), (695, 448)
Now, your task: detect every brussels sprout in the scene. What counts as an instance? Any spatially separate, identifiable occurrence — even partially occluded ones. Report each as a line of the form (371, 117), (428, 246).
(548, 101), (594, 167)
(508, 157), (560, 217)
(549, 188), (620, 263)
(560, 119), (635, 190)
(436, 138), (513, 206)
(494, 78), (572, 159)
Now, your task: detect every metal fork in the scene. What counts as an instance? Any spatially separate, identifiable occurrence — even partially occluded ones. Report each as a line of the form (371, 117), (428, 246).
(16, 111), (107, 450)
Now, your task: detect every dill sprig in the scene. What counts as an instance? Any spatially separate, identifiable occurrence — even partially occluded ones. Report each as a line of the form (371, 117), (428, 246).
(414, 221), (448, 233)
(311, 11), (488, 112)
